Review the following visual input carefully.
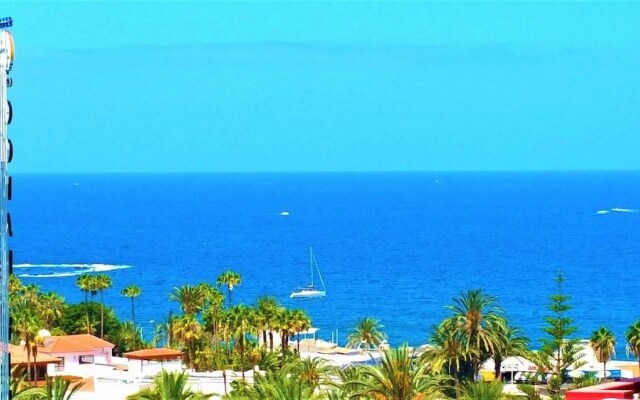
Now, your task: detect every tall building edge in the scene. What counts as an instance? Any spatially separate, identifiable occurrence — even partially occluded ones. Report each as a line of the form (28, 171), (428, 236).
(0, 16), (14, 400)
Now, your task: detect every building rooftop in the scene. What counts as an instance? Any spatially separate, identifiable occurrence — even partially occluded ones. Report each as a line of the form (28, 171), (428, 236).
(40, 334), (115, 354)
(124, 348), (183, 361)
(9, 344), (62, 365)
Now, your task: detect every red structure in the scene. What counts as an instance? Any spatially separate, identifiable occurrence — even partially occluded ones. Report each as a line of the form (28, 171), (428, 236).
(566, 378), (640, 400)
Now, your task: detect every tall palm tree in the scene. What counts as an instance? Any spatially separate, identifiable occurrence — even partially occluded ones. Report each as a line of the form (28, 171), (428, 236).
(256, 296), (279, 349)
(289, 309), (311, 354)
(95, 274), (113, 338)
(12, 297), (40, 384)
(626, 321), (640, 372)
(444, 289), (507, 380)
(76, 274), (94, 334)
(121, 284), (142, 347)
(350, 345), (442, 400)
(201, 290), (225, 356)
(170, 284), (207, 316)
(126, 370), (212, 399)
(216, 270), (241, 305)
(275, 307), (294, 360)
(590, 326), (615, 380)
(227, 304), (255, 381)
(347, 317), (387, 350)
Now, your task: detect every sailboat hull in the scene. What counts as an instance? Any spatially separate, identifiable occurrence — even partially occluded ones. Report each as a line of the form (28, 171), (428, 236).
(290, 289), (326, 299)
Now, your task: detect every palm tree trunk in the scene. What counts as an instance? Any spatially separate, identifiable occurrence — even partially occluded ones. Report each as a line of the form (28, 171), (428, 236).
(240, 335), (246, 382)
(26, 348), (31, 383)
(85, 291), (90, 334)
(131, 297), (136, 348)
(297, 330), (301, 354)
(269, 331), (274, 351)
(281, 330), (287, 360)
(33, 351), (38, 385)
(100, 290), (105, 338)
(262, 330), (267, 347)
(223, 370), (228, 395)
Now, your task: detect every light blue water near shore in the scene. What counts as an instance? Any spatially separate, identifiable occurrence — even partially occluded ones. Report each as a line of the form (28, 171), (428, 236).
(10, 172), (640, 356)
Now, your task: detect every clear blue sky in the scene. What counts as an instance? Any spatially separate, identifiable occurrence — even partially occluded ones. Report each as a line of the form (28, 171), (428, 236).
(4, 2), (640, 173)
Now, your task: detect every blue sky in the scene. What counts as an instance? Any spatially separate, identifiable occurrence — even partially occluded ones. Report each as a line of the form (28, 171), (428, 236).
(4, 2), (640, 173)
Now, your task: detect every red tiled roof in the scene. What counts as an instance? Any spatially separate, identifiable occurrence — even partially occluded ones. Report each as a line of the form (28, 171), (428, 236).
(40, 334), (114, 354)
(124, 348), (183, 361)
(9, 344), (61, 365)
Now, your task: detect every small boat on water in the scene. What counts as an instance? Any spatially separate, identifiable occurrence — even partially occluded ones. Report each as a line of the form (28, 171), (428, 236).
(290, 247), (326, 299)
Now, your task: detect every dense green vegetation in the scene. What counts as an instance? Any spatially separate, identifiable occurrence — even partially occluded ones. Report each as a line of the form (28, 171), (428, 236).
(9, 271), (640, 399)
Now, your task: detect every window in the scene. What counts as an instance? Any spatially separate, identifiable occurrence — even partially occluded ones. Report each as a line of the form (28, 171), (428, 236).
(55, 357), (65, 372)
(79, 355), (94, 364)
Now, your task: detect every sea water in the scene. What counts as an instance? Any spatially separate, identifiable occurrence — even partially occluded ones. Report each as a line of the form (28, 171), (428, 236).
(10, 172), (640, 356)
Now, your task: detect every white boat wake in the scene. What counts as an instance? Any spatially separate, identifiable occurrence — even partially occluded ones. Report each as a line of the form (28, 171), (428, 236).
(14, 263), (132, 278)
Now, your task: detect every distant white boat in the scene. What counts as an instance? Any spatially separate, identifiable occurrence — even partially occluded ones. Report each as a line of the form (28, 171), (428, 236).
(280, 211), (290, 216)
(596, 210), (610, 215)
(611, 208), (635, 213)
(290, 247), (326, 299)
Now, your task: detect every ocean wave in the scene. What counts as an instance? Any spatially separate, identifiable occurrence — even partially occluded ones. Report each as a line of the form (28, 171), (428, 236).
(611, 208), (638, 213)
(15, 263), (132, 278)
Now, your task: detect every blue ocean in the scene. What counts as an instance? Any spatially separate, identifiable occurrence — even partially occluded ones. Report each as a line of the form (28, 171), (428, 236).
(10, 172), (640, 356)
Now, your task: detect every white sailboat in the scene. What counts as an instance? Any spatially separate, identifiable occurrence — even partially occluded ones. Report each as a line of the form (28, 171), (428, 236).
(290, 247), (326, 299)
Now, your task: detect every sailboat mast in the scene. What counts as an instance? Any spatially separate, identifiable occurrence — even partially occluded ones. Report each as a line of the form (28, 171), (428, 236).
(309, 246), (314, 287)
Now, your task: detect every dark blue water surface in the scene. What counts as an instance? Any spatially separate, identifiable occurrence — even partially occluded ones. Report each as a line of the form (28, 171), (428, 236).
(10, 172), (640, 355)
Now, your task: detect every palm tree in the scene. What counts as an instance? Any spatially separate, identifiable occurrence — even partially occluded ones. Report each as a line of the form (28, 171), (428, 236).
(424, 318), (474, 379)
(126, 370), (212, 399)
(275, 307), (294, 360)
(239, 368), (317, 400)
(121, 284), (142, 347)
(12, 297), (40, 384)
(350, 345), (441, 400)
(37, 292), (66, 331)
(22, 375), (85, 400)
(256, 295), (279, 350)
(626, 321), (640, 372)
(216, 270), (241, 305)
(347, 317), (387, 350)
(289, 309), (311, 354)
(76, 274), (94, 334)
(590, 326), (615, 380)
(95, 274), (113, 338)
(285, 357), (331, 390)
(171, 315), (203, 369)
(444, 289), (507, 380)
(492, 323), (529, 380)
(461, 381), (506, 400)
(227, 304), (255, 381)
(107, 321), (140, 356)
(170, 284), (207, 316)
(202, 289), (225, 355)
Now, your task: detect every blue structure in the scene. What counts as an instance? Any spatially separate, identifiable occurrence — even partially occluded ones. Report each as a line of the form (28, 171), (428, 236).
(0, 16), (14, 400)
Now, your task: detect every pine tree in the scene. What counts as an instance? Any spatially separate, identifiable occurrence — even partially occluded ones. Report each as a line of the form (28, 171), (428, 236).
(537, 273), (584, 398)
